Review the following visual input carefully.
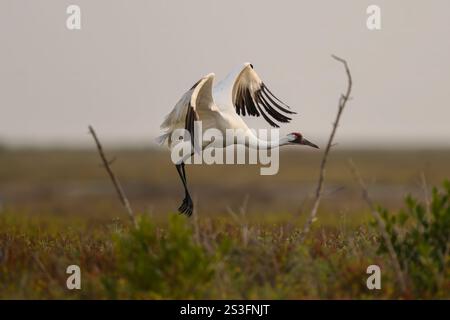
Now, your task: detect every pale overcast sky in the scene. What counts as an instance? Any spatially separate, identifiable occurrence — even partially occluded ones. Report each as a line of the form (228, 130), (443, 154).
(1, 1), (449, 147)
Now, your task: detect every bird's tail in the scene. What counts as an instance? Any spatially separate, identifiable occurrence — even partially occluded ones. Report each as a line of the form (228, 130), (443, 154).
(155, 132), (171, 146)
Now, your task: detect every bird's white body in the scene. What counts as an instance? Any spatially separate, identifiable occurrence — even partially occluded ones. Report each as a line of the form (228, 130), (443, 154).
(159, 63), (295, 151)
(159, 62), (318, 216)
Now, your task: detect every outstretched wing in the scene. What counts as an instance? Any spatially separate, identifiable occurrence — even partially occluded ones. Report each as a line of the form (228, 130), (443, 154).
(231, 63), (296, 128)
(159, 73), (215, 146)
(184, 73), (216, 145)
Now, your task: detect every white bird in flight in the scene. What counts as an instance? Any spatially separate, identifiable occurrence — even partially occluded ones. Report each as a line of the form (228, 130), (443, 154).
(159, 63), (319, 216)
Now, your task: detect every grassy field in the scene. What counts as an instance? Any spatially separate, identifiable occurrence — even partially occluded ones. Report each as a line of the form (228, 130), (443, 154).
(0, 148), (449, 299)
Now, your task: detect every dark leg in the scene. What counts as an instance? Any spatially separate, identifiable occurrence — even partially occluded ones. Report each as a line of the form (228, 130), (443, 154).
(175, 163), (193, 216)
(181, 162), (187, 182)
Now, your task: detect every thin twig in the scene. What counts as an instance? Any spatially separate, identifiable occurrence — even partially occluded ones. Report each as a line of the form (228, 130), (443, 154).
(226, 195), (251, 247)
(348, 159), (408, 294)
(299, 55), (353, 242)
(88, 125), (137, 228)
(420, 172), (431, 216)
(192, 196), (200, 244)
(32, 253), (53, 283)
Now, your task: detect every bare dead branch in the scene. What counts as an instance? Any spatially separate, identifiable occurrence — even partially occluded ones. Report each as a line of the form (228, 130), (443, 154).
(298, 55), (353, 242)
(88, 125), (137, 228)
(348, 159), (408, 294)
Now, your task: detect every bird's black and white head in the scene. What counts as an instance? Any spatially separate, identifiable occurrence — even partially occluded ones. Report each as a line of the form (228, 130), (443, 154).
(286, 132), (319, 149)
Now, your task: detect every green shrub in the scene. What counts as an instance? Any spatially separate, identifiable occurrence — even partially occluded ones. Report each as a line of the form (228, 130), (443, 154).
(374, 180), (450, 297)
(106, 214), (216, 299)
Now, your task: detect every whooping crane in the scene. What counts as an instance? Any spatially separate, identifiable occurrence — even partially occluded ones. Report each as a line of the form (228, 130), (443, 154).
(158, 63), (319, 216)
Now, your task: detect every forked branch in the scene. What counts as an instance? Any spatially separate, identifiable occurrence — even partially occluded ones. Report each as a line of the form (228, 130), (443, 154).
(299, 55), (353, 242)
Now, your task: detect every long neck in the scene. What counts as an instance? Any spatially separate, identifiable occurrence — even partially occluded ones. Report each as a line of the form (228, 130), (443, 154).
(245, 131), (290, 149)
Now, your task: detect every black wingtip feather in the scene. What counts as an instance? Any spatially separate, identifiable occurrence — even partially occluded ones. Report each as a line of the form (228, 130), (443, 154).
(261, 86), (296, 115)
(261, 83), (293, 109)
(257, 92), (292, 123)
(234, 81), (296, 127)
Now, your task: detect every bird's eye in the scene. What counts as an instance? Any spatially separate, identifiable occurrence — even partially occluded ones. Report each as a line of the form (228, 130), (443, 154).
(250, 64), (254, 69)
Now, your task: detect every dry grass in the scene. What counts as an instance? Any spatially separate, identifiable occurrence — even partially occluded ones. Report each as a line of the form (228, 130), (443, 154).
(0, 148), (449, 299)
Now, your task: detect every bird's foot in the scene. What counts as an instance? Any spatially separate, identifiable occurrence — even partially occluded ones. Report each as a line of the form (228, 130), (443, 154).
(178, 195), (193, 217)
